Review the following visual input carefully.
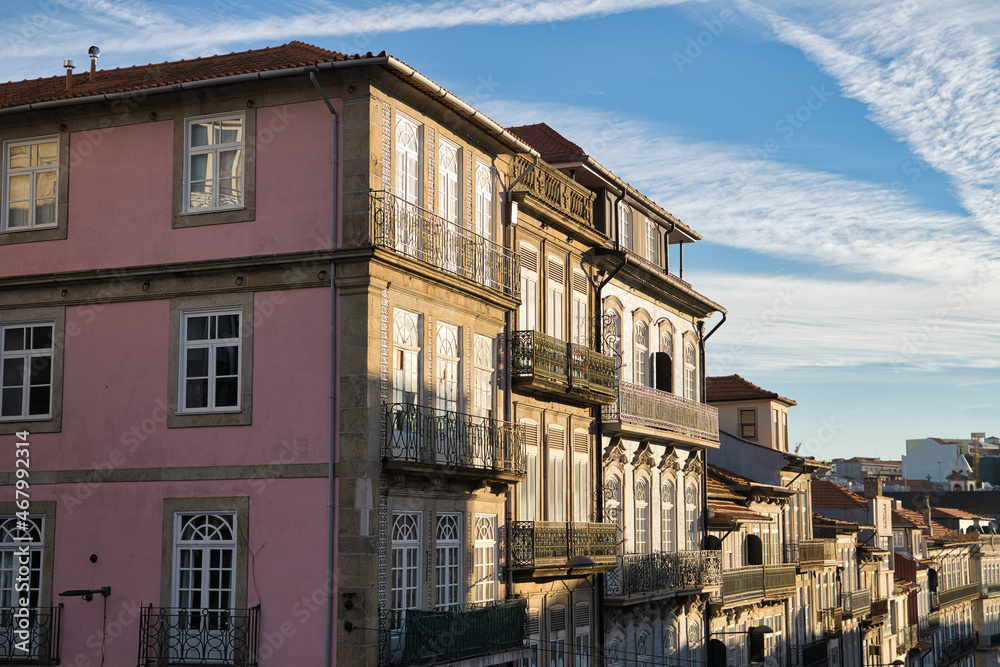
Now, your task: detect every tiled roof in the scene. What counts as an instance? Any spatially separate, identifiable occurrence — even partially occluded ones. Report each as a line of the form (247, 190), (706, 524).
(506, 123), (585, 162)
(705, 375), (797, 406)
(811, 479), (867, 509)
(840, 456), (901, 466)
(0, 42), (381, 110)
(709, 499), (773, 523)
(893, 508), (926, 529)
(932, 506), (986, 521)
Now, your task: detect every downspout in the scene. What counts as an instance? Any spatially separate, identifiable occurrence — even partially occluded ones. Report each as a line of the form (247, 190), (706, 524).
(698, 311), (724, 661)
(504, 152), (538, 602)
(663, 220), (675, 276)
(310, 69), (339, 667)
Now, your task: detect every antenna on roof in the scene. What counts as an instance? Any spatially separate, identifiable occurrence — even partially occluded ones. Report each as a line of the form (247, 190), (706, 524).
(88, 46), (100, 81)
(63, 59), (75, 91)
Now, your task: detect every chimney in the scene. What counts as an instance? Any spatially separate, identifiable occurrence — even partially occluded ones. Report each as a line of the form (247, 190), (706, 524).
(88, 46), (100, 83)
(923, 495), (934, 537)
(64, 59), (75, 90)
(863, 475), (882, 499)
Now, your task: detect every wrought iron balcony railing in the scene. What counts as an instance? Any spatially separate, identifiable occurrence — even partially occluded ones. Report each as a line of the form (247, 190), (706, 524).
(0, 606), (61, 665)
(799, 539), (836, 566)
(896, 624), (917, 653)
(820, 608), (842, 637)
(939, 582), (980, 607)
(369, 190), (519, 298)
(783, 540), (798, 564)
(383, 403), (526, 477)
(510, 155), (594, 228)
(842, 588), (871, 617)
(383, 599), (526, 666)
(137, 606), (259, 666)
(510, 521), (617, 570)
(925, 609), (940, 632)
(869, 597), (889, 622)
(720, 564), (796, 606)
(601, 381), (719, 443)
(604, 550), (722, 597)
(983, 581), (1000, 596)
(510, 331), (617, 405)
(801, 638), (828, 667)
(940, 632), (976, 664)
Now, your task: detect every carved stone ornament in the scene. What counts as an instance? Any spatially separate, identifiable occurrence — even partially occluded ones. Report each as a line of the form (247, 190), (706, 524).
(659, 447), (681, 472)
(684, 452), (703, 478)
(608, 609), (627, 631)
(604, 437), (628, 465)
(632, 441), (656, 470)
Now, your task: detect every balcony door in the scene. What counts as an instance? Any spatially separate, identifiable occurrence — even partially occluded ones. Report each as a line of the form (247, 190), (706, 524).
(393, 116), (421, 255)
(0, 516), (43, 660)
(391, 310), (421, 460)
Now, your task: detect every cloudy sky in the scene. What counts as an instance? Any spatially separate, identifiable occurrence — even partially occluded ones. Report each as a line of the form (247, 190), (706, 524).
(5, 0), (999, 462)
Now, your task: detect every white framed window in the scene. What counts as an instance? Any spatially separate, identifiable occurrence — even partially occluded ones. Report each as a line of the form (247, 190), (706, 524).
(571, 270), (588, 346)
(741, 409), (757, 440)
(549, 605), (566, 667)
(605, 474), (622, 526)
(604, 309), (622, 380)
(394, 116), (421, 205)
(684, 342), (696, 400)
(475, 162), (493, 241)
(618, 202), (633, 251)
(686, 619), (701, 664)
(520, 420), (539, 521)
(574, 602), (590, 667)
(548, 425), (565, 522)
(634, 321), (649, 386)
(179, 309), (241, 412)
(519, 244), (539, 331)
(1, 322), (53, 420)
(438, 141), (460, 224)
(391, 512), (422, 615)
(473, 514), (497, 603)
(685, 483), (700, 550)
(635, 477), (649, 554)
(392, 310), (420, 406)
(435, 323), (460, 414)
(0, 515), (43, 614)
(664, 624), (678, 667)
(473, 335), (494, 419)
(661, 480), (675, 552)
(435, 513), (462, 609)
(572, 430), (589, 523)
(637, 630), (652, 666)
(546, 257), (565, 341)
(645, 219), (658, 264)
(607, 638), (623, 667)
(184, 114), (244, 212)
(2, 137), (57, 231)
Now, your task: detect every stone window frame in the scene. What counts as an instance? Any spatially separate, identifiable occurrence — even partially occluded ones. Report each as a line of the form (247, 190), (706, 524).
(0, 131), (69, 245)
(0, 306), (65, 434)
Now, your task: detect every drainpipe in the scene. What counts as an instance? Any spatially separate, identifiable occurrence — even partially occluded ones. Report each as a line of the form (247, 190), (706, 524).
(503, 152), (538, 602)
(699, 313), (726, 405)
(698, 312), (724, 660)
(663, 219), (675, 276)
(310, 69), (340, 667)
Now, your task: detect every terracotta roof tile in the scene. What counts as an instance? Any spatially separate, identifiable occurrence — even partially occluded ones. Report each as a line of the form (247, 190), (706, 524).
(893, 508), (927, 529)
(709, 500), (773, 523)
(506, 123), (585, 162)
(811, 479), (867, 509)
(706, 375), (797, 406)
(0, 41), (381, 110)
(932, 506), (986, 520)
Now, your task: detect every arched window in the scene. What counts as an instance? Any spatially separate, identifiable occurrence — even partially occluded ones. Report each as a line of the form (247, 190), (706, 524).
(607, 638), (623, 667)
(618, 202), (633, 250)
(661, 480), (675, 552)
(684, 342), (696, 400)
(687, 619), (702, 662)
(685, 483), (700, 550)
(438, 141), (459, 224)
(435, 323), (459, 414)
(394, 117), (420, 204)
(605, 474), (622, 526)
(392, 310), (420, 406)
(637, 630), (652, 666)
(635, 477), (649, 553)
(645, 219), (658, 264)
(634, 321), (649, 386)
(475, 162), (493, 241)
(605, 309), (622, 380)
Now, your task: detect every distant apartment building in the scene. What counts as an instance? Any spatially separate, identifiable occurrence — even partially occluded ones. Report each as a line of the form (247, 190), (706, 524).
(706, 374), (795, 452)
(832, 456), (903, 484)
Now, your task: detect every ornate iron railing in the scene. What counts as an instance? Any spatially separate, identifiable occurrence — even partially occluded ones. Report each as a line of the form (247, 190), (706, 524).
(720, 564), (795, 606)
(869, 597), (889, 622)
(801, 638), (828, 667)
(369, 190), (519, 298)
(510, 155), (594, 228)
(137, 606), (259, 666)
(764, 564), (797, 598)
(939, 582), (980, 607)
(601, 381), (719, 442)
(939, 632), (976, 664)
(842, 588), (871, 617)
(783, 540), (799, 564)
(896, 624), (917, 653)
(925, 610), (940, 631)
(798, 539), (836, 565)
(382, 599), (526, 665)
(510, 331), (617, 402)
(0, 606), (61, 664)
(383, 403), (526, 475)
(820, 608), (842, 637)
(510, 521), (617, 569)
(604, 550), (722, 596)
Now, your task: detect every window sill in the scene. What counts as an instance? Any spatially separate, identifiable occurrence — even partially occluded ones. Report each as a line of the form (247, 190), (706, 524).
(0, 417), (60, 435)
(172, 205), (255, 229)
(0, 224), (67, 245)
(167, 409), (250, 429)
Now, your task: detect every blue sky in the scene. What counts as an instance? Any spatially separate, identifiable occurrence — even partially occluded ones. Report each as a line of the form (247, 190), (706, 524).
(5, 0), (1000, 462)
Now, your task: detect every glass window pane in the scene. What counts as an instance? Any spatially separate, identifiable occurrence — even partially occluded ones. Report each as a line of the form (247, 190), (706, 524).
(215, 346), (238, 376)
(35, 198), (55, 225)
(216, 315), (238, 339)
(190, 123), (212, 147)
(31, 326), (52, 349)
(8, 145), (30, 169)
(219, 119), (242, 144)
(7, 201), (28, 228)
(189, 153), (211, 181)
(8, 174), (29, 201)
(186, 348), (209, 377)
(1, 388), (23, 417)
(36, 141), (57, 166)
(185, 379), (209, 409)
(215, 378), (238, 407)
(219, 150), (242, 179)
(29, 356), (51, 385)
(186, 317), (209, 341)
(218, 178), (241, 207)
(2, 358), (24, 386)
(28, 386), (50, 415)
(35, 171), (56, 198)
(3, 328), (24, 352)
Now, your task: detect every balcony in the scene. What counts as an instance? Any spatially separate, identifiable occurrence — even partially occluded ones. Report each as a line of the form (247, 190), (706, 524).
(798, 539), (837, 569)
(509, 155), (597, 237)
(382, 403), (526, 483)
(842, 588), (871, 617)
(983, 581), (1000, 596)
(869, 597), (889, 624)
(604, 550), (722, 599)
(369, 190), (519, 299)
(510, 331), (617, 406)
(137, 606), (260, 666)
(982, 631), (1000, 648)
(601, 381), (719, 445)
(820, 608), (842, 638)
(801, 638), (828, 667)
(939, 632), (976, 665)
(383, 599), (527, 666)
(896, 625), (917, 654)
(925, 610), (940, 632)
(510, 521), (617, 575)
(0, 606), (61, 665)
(939, 582), (980, 607)
(719, 564), (796, 607)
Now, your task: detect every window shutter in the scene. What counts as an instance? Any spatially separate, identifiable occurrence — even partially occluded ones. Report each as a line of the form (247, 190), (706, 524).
(521, 420), (538, 447)
(527, 609), (540, 635)
(547, 257), (564, 284)
(575, 602), (590, 628)
(574, 430), (588, 454)
(520, 246), (538, 273)
(572, 270), (587, 294)
(550, 606), (566, 632)
(548, 426), (565, 451)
